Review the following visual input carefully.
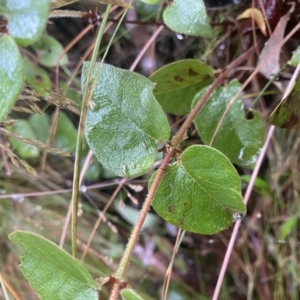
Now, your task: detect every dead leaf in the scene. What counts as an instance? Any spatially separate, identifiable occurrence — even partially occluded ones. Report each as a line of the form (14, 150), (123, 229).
(257, 9), (291, 92)
(237, 8), (267, 36)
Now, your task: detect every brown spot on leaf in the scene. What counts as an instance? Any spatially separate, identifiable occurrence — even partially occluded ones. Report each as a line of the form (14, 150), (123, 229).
(245, 110), (254, 120)
(174, 76), (184, 82)
(183, 201), (189, 207)
(188, 68), (199, 77)
(281, 114), (299, 128)
(168, 205), (175, 213)
(179, 218), (184, 226)
(35, 75), (44, 83)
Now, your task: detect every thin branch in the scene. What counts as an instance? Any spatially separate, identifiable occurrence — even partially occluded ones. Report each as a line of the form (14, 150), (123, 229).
(113, 151), (173, 279)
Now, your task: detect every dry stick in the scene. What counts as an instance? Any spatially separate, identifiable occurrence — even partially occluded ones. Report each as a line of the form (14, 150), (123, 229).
(80, 178), (126, 262)
(40, 25), (93, 172)
(0, 136), (11, 175)
(161, 228), (183, 300)
(129, 25), (164, 72)
(40, 107), (59, 172)
(0, 179), (126, 200)
(212, 126), (274, 300)
(209, 22), (300, 147)
(171, 45), (256, 148)
(0, 273), (22, 300)
(65, 7), (124, 89)
(55, 24), (94, 90)
(257, 0), (272, 36)
(211, 49), (300, 300)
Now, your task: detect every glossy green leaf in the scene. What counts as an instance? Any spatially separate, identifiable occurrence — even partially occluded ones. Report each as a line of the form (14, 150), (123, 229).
(193, 80), (264, 168)
(0, 0), (50, 46)
(268, 77), (300, 128)
(150, 60), (213, 115)
(121, 289), (146, 300)
(24, 58), (52, 96)
(9, 231), (99, 300)
(32, 35), (68, 67)
(163, 0), (212, 37)
(151, 145), (245, 234)
(288, 46), (300, 67)
(0, 35), (23, 122)
(9, 120), (40, 158)
(54, 111), (78, 153)
(83, 62), (170, 177)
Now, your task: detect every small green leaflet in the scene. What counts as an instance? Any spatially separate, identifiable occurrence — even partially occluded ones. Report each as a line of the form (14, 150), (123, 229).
(163, 0), (212, 37)
(151, 145), (246, 234)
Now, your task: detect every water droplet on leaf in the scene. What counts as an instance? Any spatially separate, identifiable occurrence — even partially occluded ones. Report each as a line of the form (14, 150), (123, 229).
(232, 212), (246, 222)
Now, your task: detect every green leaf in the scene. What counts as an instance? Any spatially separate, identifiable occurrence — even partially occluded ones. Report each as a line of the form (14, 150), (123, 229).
(268, 77), (300, 128)
(0, 34), (23, 122)
(54, 111), (78, 153)
(9, 231), (99, 300)
(0, 0), (50, 46)
(140, 0), (160, 4)
(240, 175), (271, 197)
(163, 0), (212, 37)
(288, 46), (300, 67)
(32, 35), (68, 67)
(83, 156), (102, 181)
(151, 145), (246, 234)
(24, 58), (52, 96)
(114, 201), (160, 231)
(121, 289), (146, 300)
(9, 119), (40, 158)
(28, 114), (50, 143)
(83, 62), (170, 177)
(280, 217), (297, 240)
(150, 60), (213, 115)
(193, 80), (264, 168)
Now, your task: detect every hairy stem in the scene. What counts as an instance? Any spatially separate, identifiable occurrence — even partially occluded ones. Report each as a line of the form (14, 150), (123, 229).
(113, 151), (173, 279)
